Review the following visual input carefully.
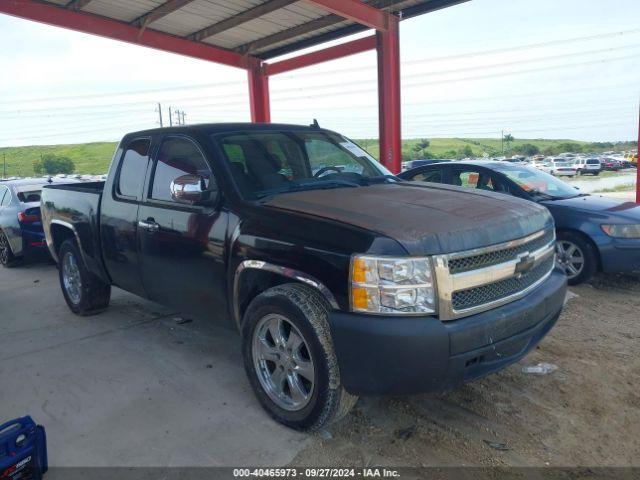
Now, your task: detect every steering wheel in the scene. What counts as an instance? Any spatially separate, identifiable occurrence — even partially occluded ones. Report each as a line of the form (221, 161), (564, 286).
(313, 166), (343, 178)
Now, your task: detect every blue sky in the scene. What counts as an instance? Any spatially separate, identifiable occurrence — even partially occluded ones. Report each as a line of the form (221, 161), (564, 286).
(0, 0), (639, 146)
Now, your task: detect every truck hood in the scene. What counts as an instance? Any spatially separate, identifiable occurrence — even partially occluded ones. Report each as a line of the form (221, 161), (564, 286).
(261, 182), (553, 255)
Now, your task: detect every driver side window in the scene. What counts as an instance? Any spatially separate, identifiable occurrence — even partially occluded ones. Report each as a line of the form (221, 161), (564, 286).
(150, 137), (213, 203)
(305, 139), (365, 175)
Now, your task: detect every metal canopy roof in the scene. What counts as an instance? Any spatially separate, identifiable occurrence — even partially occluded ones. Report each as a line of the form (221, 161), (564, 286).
(1, 0), (469, 174)
(36, 0), (465, 59)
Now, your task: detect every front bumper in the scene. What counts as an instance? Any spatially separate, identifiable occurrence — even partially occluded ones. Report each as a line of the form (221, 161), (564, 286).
(599, 238), (640, 274)
(328, 267), (567, 395)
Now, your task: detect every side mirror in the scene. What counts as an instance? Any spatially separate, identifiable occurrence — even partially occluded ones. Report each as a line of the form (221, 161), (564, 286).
(170, 174), (207, 205)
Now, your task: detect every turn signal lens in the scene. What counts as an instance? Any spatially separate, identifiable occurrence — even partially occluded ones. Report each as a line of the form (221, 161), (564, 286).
(18, 212), (39, 223)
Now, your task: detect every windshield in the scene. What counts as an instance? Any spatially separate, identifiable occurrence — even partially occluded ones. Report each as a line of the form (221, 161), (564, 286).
(16, 187), (42, 203)
(493, 164), (580, 200)
(213, 130), (394, 199)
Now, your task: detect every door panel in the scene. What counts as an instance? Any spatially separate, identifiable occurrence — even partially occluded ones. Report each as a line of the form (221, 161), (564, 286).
(100, 139), (149, 296)
(138, 136), (228, 321)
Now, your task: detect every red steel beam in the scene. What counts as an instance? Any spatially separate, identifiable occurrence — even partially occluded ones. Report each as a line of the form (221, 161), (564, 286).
(377, 15), (401, 173)
(304, 0), (389, 31)
(248, 58), (271, 122)
(0, 0), (247, 69)
(265, 35), (376, 76)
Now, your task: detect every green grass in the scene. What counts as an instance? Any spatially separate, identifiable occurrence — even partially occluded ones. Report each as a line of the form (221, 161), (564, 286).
(355, 138), (636, 162)
(593, 183), (637, 193)
(0, 142), (117, 177)
(0, 138), (635, 177)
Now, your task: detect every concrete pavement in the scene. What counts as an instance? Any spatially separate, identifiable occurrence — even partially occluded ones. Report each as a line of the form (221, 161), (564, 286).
(0, 262), (308, 466)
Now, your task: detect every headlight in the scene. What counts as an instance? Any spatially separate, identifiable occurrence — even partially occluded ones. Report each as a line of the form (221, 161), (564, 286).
(601, 224), (640, 239)
(350, 255), (436, 315)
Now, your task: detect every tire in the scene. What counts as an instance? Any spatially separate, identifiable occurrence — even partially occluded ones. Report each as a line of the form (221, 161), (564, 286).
(0, 230), (20, 268)
(593, 171), (600, 176)
(556, 231), (598, 286)
(241, 283), (358, 431)
(58, 238), (111, 315)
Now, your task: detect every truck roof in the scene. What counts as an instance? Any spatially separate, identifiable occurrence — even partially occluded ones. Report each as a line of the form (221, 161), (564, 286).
(125, 122), (330, 138)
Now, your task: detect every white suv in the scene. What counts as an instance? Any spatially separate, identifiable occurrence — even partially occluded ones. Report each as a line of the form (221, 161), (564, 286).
(574, 157), (601, 176)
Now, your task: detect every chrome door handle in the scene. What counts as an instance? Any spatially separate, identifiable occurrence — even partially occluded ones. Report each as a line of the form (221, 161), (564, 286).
(138, 220), (160, 233)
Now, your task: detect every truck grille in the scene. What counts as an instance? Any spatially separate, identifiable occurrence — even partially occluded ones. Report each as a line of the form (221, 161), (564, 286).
(433, 229), (556, 320)
(452, 256), (555, 310)
(448, 229), (555, 274)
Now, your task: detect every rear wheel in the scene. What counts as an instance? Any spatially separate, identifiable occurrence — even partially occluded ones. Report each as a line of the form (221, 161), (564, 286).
(58, 239), (111, 315)
(242, 283), (357, 431)
(0, 230), (19, 268)
(556, 231), (597, 285)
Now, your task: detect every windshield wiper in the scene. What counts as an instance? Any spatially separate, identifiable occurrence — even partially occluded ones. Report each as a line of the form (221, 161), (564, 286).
(256, 180), (360, 199)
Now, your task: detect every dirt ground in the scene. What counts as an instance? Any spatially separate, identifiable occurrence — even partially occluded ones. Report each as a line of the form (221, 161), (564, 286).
(293, 273), (640, 467)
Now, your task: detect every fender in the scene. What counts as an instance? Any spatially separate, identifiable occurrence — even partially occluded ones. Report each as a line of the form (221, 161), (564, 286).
(47, 219), (85, 264)
(233, 259), (339, 328)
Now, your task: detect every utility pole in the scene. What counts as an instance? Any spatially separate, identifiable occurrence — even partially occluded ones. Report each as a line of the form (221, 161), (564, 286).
(168, 107), (173, 127)
(501, 130), (504, 155)
(174, 109), (181, 126)
(180, 111), (186, 125)
(156, 103), (163, 127)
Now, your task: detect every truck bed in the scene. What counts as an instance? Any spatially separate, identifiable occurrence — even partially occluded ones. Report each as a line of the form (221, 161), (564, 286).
(41, 181), (109, 282)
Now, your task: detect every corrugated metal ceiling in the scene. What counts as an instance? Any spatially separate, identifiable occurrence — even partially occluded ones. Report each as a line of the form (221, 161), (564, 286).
(41, 0), (465, 59)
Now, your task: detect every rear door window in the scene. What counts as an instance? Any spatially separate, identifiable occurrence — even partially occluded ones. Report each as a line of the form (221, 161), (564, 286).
(411, 169), (444, 183)
(452, 168), (508, 193)
(116, 138), (150, 200)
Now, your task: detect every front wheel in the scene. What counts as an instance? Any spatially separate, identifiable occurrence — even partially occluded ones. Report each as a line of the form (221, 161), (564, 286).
(58, 239), (111, 315)
(242, 284), (357, 431)
(556, 232), (597, 285)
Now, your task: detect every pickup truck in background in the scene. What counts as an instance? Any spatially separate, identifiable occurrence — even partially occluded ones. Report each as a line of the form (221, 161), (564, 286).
(41, 123), (567, 431)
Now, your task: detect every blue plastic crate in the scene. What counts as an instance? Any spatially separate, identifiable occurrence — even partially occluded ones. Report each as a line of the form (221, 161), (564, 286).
(0, 417), (47, 480)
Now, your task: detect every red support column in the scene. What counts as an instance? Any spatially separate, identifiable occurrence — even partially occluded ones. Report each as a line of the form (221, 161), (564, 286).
(636, 102), (639, 203)
(376, 15), (401, 173)
(248, 57), (271, 123)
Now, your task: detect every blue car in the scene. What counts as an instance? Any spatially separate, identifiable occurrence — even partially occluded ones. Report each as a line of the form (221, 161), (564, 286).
(0, 179), (51, 267)
(398, 161), (640, 285)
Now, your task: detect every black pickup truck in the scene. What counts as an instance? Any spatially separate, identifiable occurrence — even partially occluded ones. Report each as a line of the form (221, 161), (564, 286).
(41, 124), (566, 430)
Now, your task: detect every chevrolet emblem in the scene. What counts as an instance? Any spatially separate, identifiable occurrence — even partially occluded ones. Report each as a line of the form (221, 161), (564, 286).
(515, 252), (535, 277)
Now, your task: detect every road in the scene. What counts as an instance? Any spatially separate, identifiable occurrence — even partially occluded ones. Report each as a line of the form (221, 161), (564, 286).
(2, 261), (638, 468)
(0, 262), (308, 467)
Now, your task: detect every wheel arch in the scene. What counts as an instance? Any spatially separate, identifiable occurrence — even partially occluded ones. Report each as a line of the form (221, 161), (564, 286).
(556, 227), (602, 272)
(233, 260), (338, 330)
(49, 221), (81, 263)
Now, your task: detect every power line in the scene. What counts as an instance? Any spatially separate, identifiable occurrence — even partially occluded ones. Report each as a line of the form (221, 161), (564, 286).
(3, 42), (637, 118)
(1, 27), (638, 107)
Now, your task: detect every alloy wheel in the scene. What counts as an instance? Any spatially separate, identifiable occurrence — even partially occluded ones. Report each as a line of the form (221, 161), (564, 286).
(252, 313), (315, 411)
(62, 251), (82, 305)
(0, 234), (8, 265)
(556, 240), (585, 279)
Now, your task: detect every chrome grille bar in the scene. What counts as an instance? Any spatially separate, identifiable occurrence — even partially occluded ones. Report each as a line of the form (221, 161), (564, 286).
(433, 229), (556, 320)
